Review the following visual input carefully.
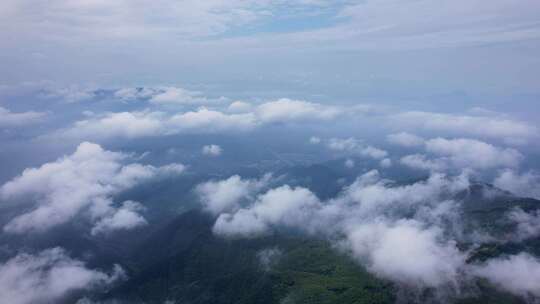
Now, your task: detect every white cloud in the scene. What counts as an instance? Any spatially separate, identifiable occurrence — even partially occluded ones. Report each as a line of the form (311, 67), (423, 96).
(391, 111), (537, 145)
(0, 247), (125, 304)
(257, 247), (283, 271)
(386, 132), (424, 147)
(149, 87), (224, 105)
(379, 158), (392, 168)
(5, 0), (538, 60)
(400, 154), (447, 172)
(60, 109), (257, 140)
(493, 170), (540, 200)
(66, 111), (166, 139)
(344, 158), (355, 169)
(506, 208), (540, 241)
(197, 168), (540, 296)
(473, 253), (540, 298)
(196, 174), (271, 215)
(158, 163), (187, 175)
(42, 86), (96, 103)
(346, 219), (465, 288)
(91, 201), (148, 236)
(332, 0), (540, 51)
(0, 106), (47, 127)
(0, 142), (184, 234)
(340, 170), (470, 218)
(113, 87), (158, 101)
(58, 98), (352, 140)
(227, 101), (253, 113)
(401, 138), (523, 172)
(362, 146), (389, 160)
(425, 138), (522, 169)
(168, 108), (258, 133)
(309, 136), (321, 144)
(210, 170), (474, 288)
(213, 185), (322, 238)
(2, 1), (272, 41)
(255, 98), (343, 123)
(201, 144), (222, 156)
(327, 137), (359, 151)
(327, 137), (388, 160)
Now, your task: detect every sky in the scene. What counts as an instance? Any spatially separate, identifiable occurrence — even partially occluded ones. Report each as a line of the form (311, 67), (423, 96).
(2, 1), (540, 303)
(1, 0), (540, 197)
(1, 0), (540, 113)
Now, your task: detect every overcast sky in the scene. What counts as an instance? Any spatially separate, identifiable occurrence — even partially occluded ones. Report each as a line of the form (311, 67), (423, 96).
(1, 0), (540, 114)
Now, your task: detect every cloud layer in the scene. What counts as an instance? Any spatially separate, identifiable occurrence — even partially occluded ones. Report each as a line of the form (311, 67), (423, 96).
(205, 169), (540, 298)
(0, 247), (125, 304)
(397, 137), (523, 172)
(58, 98), (350, 140)
(0, 106), (47, 127)
(0, 142), (184, 234)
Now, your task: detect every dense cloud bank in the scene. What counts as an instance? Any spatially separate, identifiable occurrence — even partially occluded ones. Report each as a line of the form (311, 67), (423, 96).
(199, 171), (540, 299)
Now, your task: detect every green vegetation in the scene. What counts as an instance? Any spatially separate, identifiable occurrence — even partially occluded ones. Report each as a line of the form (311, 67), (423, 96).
(271, 240), (394, 304)
(98, 211), (394, 304)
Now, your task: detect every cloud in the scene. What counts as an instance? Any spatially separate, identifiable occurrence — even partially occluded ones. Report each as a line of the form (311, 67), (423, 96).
(400, 154), (447, 172)
(345, 219), (465, 288)
(0, 106), (47, 127)
(41, 86), (96, 103)
(201, 144), (222, 156)
(113, 87), (159, 101)
(401, 138), (523, 172)
(196, 174), (271, 215)
(5, 0), (538, 60)
(255, 98), (343, 123)
(493, 170), (540, 200)
(327, 137), (388, 160)
(59, 109), (257, 140)
(58, 98), (352, 140)
(506, 208), (540, 241)
(2, 0), (335, 42)
(227, 101), (253, 113)
(66, 111), (166, 139)
(309, 136), (321, 144)
(387, 132), (425, 147)
(200, 168), (540, 297)
(0, 247), (125, 304)
(213, 185), (321, 238)
(168, 108), (258, 133)
(91, 201), (148, 236)
(424, 138), (522, 169)
(257, 247), (283, 271)
(336, 0), (540, 49)
(208, 170), (490, 291)
(112, 86), (228, 106)
(391, 111), (537, 145)
(473, 253), (540, 298)
(149, 87), (209, 105)
(379, 158), (392, 168)
(0, 142), (184, 234)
